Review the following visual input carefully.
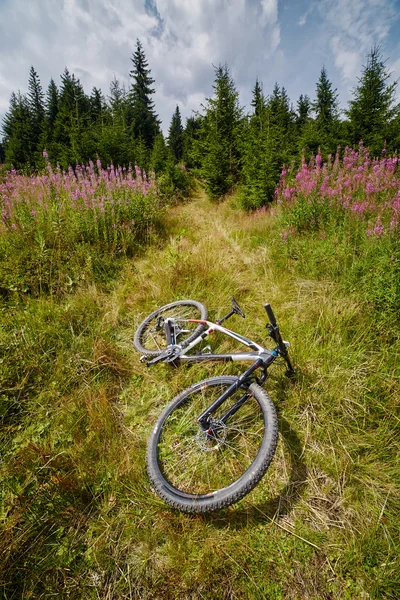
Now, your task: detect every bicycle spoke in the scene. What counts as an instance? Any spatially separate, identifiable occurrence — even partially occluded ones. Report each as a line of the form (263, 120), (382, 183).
(157, 382), (265, 495)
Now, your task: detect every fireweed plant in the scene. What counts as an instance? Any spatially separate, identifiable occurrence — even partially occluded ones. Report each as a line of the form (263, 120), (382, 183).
(0, 157), (164, 296)
(275, 144), (400, 315)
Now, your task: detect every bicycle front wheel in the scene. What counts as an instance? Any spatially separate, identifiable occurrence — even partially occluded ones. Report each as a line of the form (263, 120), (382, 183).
(134, 299), (208, 357)
(146, 376), (278, 513)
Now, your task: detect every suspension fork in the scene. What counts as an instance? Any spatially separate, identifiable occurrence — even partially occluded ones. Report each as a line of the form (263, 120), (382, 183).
(197, 358), (264, 429)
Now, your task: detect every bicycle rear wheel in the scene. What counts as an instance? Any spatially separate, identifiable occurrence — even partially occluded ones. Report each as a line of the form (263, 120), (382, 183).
(134, 299), (208, 357)
(146, 376), (278, 513)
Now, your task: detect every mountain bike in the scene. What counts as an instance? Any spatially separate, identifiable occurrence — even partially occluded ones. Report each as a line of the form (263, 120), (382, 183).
(134, 298), (295, 514)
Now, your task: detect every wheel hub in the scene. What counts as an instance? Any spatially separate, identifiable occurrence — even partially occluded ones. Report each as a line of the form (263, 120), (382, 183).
(195, 419), (227, 451)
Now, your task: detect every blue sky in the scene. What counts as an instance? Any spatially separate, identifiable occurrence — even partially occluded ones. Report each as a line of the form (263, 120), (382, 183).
(1, 0), (400, 135)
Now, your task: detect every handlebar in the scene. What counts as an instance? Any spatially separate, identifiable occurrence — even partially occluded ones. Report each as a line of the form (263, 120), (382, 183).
(264, 303), (277, 327)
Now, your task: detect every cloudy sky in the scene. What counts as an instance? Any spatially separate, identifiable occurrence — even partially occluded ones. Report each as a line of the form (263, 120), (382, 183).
(1, 0), (400, 134)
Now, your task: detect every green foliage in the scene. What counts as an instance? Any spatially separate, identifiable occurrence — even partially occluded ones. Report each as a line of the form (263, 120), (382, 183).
(296, 94), (311, 128)
(347, 46), (400, 156)
(2, 92), (35, 169)
(129, 39), (160, 150)
(238, 83), (296, 209)
(299, 67), (340, 157)
(52, 69), (92, 168)
(150, 132), (168, 174)
(157, 153), (193, 201)
(200, 64), (243, 198)
(168, 105), (184, 162)
(183, 115), (202, 169)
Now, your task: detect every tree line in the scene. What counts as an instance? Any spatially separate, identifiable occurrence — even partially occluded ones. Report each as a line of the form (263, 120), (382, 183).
(1, 43), (400, 207)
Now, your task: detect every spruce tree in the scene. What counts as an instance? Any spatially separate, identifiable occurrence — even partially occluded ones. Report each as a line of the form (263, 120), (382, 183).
(27, 67), (45, 167)
(200, 64), (243, 198)
(311, 67), (340, 154)
(183, 115), (202, 168)
(2, 92), (34, 168)
(45, 79), (59, 130)
(43, 79), (59, 158)
(90, 87), (106, 123)
(129, 39), (160, 149)
(168, 105), (184, 162)
(251, 78), (265, 117)
(150, 132), (168, 174)
(240, 82), (293, 209)
(106, 77), (132, 166)
(109, 77), (128, 128)
(347, 46), (399, 155)
(313, 67), (339, 128)
(53, 68), (91, 166)
(296, 94), (311, 128)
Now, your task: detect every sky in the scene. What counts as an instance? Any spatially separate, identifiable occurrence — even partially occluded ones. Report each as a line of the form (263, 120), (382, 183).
(1, 0), (400, 135)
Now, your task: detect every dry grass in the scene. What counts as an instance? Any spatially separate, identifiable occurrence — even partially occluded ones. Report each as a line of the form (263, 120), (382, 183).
(1, 190), (399, 598)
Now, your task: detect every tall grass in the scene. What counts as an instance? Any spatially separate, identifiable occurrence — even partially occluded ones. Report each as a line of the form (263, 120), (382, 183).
(0, 160), (164, 296)
(1, 174), (399, 598)
(275, 144), (400, 315)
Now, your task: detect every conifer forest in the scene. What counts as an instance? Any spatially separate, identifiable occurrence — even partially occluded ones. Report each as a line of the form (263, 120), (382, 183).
(1, 42), (400, 207)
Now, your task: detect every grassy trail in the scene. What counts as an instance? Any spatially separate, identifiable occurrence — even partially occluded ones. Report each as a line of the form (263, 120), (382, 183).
(2, 190), (399, 599)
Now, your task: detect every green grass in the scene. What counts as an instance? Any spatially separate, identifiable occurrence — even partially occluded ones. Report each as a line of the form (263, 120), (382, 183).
(1, 192), (399, 598)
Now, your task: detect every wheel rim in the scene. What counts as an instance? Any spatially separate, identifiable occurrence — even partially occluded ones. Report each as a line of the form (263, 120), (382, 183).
(139, 303), (205, 353)
(156, 381), (266, 496)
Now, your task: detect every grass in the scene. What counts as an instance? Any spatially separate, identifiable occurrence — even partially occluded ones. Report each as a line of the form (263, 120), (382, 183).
(1, 190), (399, 598)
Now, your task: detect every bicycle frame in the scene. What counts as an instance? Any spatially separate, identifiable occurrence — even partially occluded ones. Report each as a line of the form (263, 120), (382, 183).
(161, 316), (285, 430)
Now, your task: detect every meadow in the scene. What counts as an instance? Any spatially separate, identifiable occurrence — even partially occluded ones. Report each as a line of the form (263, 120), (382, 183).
(1, 150), (399, 599)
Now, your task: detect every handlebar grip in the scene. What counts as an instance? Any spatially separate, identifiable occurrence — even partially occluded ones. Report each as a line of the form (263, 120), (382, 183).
(264, 303), (277, 327)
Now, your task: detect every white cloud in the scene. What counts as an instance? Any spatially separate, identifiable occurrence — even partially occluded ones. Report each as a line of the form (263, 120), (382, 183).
(317, 0), (397, 85)
(0, 0), (281, 133)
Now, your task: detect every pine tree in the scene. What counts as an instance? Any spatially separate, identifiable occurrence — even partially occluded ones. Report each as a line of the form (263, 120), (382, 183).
(53, 68), (91, 166)
(150, 132), (168, 174)
(129, 39), (160, 149)
(183, 115), (202, 168)
(296, 94), (311, 128)
(251, 78), (265, 117)
(104, 77), (133, 166)
(313, 67), (339, 128)
(168, 105), (184, 162)
(347, 46), (399, 155)
(298, 67), (341, 156)
(240, 82), (293, 209)
(200, 64), (243, 198)
(2, 92), (34, 168)
(26, 67), (45, 167)
(43, 79), (59, 158)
